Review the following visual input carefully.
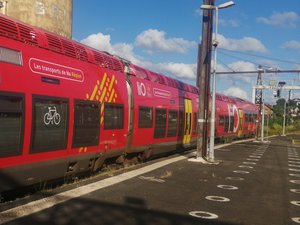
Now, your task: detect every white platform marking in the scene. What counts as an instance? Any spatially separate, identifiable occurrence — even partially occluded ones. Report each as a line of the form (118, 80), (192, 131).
(217, 185), (238, 190)
(189, 211), (218, 219)
(205, 196), (230, 202)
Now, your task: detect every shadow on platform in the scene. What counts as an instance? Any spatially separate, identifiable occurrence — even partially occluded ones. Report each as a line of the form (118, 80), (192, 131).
(5, 195), (242, 225)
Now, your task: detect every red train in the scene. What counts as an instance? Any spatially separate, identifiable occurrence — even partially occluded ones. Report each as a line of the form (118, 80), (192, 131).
(0, 15), (258, 192)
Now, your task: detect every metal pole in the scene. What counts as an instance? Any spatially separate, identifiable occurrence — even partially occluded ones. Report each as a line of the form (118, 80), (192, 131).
(208, 7), (218, 162)
(266, 113), (269, 141)
(252, 86), (256, 104)
(261, 99), (265, 142)
(282, 99), (286, 136)
(196, 0), (214, 159)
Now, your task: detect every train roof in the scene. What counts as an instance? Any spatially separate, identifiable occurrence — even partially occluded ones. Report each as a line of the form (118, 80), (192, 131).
(0, 14), (199, 95)
(216, 93), (255, 106)
(127, 64), (199, 94)
(0, 14), (124, 72)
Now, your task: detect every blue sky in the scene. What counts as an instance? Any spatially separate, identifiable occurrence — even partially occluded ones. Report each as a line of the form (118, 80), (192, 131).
(72, 0), (300, 104)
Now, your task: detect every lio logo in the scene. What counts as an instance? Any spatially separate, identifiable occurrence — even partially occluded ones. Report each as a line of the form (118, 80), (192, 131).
(44, 106), (61, 126)
(137, 82), (146, 96)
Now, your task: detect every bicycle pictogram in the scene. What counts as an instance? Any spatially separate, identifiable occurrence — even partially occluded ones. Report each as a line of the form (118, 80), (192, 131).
(43, 106), (61, 125)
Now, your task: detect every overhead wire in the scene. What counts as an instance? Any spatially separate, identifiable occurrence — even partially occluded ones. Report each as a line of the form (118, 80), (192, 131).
(218, 48), (300, 66)
(217, 57), (236, 72)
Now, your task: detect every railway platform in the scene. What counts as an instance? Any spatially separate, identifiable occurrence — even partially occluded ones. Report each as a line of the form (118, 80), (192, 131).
(1, 134), (300, 225)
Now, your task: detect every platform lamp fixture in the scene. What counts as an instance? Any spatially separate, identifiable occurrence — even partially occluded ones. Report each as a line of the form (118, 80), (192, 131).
(200, 1), (235, 162)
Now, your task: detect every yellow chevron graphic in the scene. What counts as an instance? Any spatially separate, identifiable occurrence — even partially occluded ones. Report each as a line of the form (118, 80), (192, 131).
(86, 73), (118, 126)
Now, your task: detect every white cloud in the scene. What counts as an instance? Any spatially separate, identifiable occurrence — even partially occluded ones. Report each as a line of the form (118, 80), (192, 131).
(135, 29), (196, 53)
(257, 11), (300, 28)
(155, 63), (197, 80)
(195, 8), (202, 17)
(228, 61), (257, 72)
(219, 61), (257, 84)
(80, 32), (197, 81)
(257, 59), (279, 70)
(223, 87), (249, 100)
(219, 19), (239, 28)
(80, 33), (112, 51)
(80, 32), (141, 64)
(282, 40), (300, 50)
(294, 64), (300, 70)
(217, 34), (267, 53)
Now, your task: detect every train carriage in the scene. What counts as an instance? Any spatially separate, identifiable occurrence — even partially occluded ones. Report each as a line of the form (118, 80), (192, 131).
(0, 14), (200, 192)
(0, 14), (258, 193)
(0, 15), (131, 191)
(215, 94), (258, 142)
(126, 64), (199, 158)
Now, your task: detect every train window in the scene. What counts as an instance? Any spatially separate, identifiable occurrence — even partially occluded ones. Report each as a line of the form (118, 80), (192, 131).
(249, 114), (253, 123)
(30, 96), (68, 153)
(0, 47), (22, 66)
(138, 106), (153, 128)
(0, 93), (24, 158)
(192, 112), (198, 134)
(154, 108), (167, 139)
(224, 116), (229, 132)
(251, 114), (255, 122)
(254, 114), (258, 122)
(104, 103), (124, 129)
(72, 100), (100, 148)
(219, 115), (225, 126)
(178, 110), (184, 136)
(167, 110), (178, 137)
(230, 116), (234, 132)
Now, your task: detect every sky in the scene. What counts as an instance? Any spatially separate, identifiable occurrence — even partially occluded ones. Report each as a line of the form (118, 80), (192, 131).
(72, 0), (300, 104)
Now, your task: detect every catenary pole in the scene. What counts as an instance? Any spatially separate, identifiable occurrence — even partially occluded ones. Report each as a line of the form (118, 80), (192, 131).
(196, 0), (214, 159)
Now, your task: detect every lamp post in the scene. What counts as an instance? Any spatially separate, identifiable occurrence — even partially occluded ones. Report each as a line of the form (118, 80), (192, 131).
(282, 99), (286, 136)
(201, 1), (235, 162)
(278, 81), (286, 136)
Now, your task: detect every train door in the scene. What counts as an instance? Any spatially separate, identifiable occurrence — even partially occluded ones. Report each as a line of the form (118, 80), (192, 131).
(125, 79), (134, 152)
(238, 109), (243, 137)
(183, 99), (192, 145)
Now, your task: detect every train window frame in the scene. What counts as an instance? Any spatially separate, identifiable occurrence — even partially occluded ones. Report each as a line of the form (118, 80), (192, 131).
(224, 115), (229, 132)
(178, 110), (184, 137)
(30, 95), (69, 153)
(230, 116), (234, 132)
(138, 106), (153, 128)
(72, 100), (100, 148)
(0, 46), (23, 66)
(254, 114), (258, 122)
(104, 103), (124, 130)
(154, 108), (167, 139)
(245, 113), (248, 123)
(219, 115), (225, 126)
(0, 91), (25, 158)
(167, 110), (178, 137)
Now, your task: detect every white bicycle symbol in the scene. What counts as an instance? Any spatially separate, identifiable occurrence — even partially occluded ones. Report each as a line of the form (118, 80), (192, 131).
(43, 106), (61, 125)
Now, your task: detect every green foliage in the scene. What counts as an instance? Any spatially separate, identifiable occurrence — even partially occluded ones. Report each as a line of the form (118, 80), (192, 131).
(268, 98), (300, 135)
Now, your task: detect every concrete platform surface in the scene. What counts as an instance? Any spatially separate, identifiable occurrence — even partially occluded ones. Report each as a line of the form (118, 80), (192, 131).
(1, 134), (300, 225)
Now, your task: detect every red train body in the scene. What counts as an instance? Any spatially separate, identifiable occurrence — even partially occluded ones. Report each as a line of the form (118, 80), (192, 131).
(0, 15), (258, 192)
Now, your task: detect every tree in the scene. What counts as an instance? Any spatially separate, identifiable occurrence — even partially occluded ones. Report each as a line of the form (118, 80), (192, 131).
(271, 98), (285, 126)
